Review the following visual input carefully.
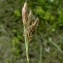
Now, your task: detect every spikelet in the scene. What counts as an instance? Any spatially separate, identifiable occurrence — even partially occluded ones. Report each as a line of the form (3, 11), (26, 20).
(28, 10), (36, 26)
(27, 18), (39, 42)
(28, 18), (39, 32)
(27, 10), (33, 26)
(22, 2), (28, 25)
(28, 10), (33, 20)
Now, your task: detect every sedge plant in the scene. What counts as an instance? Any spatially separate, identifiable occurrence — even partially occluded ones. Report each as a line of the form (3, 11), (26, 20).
(22, 2), (39, 63)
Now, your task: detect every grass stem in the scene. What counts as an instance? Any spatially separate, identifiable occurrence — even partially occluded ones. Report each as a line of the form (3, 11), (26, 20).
(24, 26), (29, 63)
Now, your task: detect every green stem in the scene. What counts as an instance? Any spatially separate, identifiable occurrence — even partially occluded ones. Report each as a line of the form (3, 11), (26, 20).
(39, 44), (42, 63)
(50, 40), (63, 54)
(49, 38), (63, 54)
(24, 26), (29, 63)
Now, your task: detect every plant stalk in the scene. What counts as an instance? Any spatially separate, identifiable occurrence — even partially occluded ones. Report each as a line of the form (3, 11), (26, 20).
(24, 26), (29, 63)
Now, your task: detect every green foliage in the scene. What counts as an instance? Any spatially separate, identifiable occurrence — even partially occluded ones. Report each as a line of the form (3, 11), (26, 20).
(0, 0), (63, 63)
(14, 10), (21, 17)
(11, 37), (21, 59)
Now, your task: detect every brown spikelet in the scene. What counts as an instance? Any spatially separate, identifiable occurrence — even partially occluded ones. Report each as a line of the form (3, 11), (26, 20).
(26, 18), (39, 42)
(27, 10), (33, 26)
(22, 2), (28, 25)
(28, 10), (33, 20)
(28, 18), (39, 32)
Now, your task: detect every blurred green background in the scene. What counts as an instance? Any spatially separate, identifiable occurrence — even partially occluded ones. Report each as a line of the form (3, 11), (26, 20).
(0, 0), (63, 63)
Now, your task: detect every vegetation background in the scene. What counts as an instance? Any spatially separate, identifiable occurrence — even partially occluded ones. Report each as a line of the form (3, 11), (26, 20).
(0, 0), (63, 63)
